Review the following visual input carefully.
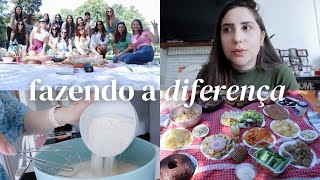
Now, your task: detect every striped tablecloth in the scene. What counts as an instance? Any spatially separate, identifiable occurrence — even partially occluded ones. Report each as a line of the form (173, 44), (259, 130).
(160, 91), (320, 179)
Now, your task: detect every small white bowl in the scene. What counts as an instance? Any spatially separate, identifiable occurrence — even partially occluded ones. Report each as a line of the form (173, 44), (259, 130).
(192, 124), (209, 138)
(299, 130), (318, 144)
(2, 57), (13, 63)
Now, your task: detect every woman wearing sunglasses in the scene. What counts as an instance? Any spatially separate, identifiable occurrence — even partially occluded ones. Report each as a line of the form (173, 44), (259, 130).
(105, 7), (120, 34)
(28, 18), (49, 56)
(52, 28), (72, 58)
(10, 20), (28, 46)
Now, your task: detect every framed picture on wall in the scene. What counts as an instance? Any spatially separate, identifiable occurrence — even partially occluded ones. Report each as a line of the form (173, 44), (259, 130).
(297, 49), (308, 57)
(292, 64), (299, 74)
(290, 57), (300, 65)
(280, 50), (290, 57)
(289, 48), (298, 57)
(282, 57), (291, 66)
(300, 57), (309, 65)
(275, 49), (280, 57)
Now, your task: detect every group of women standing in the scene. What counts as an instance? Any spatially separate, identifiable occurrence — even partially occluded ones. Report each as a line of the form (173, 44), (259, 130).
(6, 5), (159, 65)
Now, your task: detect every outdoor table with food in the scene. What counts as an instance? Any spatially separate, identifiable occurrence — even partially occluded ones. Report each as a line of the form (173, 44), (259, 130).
(0, 55), (160, 90)
(160, 91), (320, 180)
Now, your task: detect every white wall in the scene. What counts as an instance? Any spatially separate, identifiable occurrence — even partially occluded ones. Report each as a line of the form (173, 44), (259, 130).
(161, 0), (320, 89)
(256, 0), (320, 67)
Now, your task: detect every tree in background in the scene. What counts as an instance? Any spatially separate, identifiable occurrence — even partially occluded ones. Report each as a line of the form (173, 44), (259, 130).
(11, 0), (42, 13)
(0, 0), (8, 46)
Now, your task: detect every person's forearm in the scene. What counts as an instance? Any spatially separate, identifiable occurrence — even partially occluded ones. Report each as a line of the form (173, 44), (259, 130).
(153, 29), (159, 44)
(24, 110), (56, 134)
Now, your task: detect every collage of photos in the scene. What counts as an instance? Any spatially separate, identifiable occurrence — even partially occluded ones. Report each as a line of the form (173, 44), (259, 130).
(0, 0), (320, 180)
(159, 0), (320, 180)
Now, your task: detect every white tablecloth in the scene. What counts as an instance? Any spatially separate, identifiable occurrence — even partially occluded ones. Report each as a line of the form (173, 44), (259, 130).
(0, 63), (160, 90)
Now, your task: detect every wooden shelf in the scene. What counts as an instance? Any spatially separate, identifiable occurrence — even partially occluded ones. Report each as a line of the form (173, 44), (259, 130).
(160, 41), (213, 48)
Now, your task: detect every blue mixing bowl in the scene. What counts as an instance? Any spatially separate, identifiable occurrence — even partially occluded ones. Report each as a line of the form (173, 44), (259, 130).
(34, 137), (157, 180)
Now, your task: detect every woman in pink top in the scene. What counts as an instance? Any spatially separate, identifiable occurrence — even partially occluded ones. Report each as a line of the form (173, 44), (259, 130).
(124, 19), (159, 64)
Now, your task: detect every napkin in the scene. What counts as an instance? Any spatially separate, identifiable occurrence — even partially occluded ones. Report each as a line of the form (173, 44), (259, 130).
(307, 111), (320, 132)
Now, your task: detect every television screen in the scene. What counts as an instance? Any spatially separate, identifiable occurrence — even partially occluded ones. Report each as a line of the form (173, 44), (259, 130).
(160, 0), (229, 42)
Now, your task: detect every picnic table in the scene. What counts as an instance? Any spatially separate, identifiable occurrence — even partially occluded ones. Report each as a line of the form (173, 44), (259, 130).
(160, 91), (320, 179)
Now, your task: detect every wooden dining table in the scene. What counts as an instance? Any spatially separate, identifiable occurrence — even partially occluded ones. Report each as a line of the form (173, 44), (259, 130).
(160, 90), (320, 179)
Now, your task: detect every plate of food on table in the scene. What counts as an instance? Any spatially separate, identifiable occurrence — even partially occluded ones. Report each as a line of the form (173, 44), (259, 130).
(270, 119), (301, 138)
(242, 128), (276, 149)
(160, 128), (193, 151)
(200, 133), (234, 160)
(279, 140), (317, 169)
(160, 152), (198, 180)
(277, 97), (299, 107)
(263, 104), (290, 120)
(221, 110), (265, 128)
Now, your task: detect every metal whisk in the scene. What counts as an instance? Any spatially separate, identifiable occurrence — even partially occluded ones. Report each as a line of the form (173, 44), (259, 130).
(17, 144), (82, 177)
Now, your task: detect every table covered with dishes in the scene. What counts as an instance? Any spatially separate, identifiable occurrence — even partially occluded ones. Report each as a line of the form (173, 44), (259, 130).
(160, 91), (320, 179)
(0, 61), (160, 90)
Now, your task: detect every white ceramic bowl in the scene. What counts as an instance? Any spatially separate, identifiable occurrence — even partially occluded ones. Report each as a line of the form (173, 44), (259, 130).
(169, 104), (202, 128)
(299, 130), (318, 144)
(192, 124), (209, 138)
(2, 57), (13, 63)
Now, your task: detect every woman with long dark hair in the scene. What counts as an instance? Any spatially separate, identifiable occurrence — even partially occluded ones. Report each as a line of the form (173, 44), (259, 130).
(24, 12), (36, 36)
(48, 25), (60, 49)
(112, 22), (133, 62)
(52, 14), (63, 32)
(196, 0), (299, 90)
(75, 26), (91, 55)
(75, 17), (90, 37)
(124, 19), (159, 65)
(43, 13), (51, 32)
(52, 28), (72, 58)
(90, 21), (108, 58)
(10, 20), (28, 45)
(62, 15), (76, 39)
(6, 5), (23, 49)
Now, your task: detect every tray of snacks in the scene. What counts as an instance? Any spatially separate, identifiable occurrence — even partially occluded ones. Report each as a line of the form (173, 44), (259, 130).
(221, 110), (265, 128)
(270, 119), (301, 138)
(242, 128), (276, 149)
(200, 133), (234, 160)
(249, 140), (292, 177)
(193, 93), (224, 113)
(279, 140), (317, 169)
(160, 128), (193, 151)
(277, 97), (299, 107)
(263, 104), (290, 120)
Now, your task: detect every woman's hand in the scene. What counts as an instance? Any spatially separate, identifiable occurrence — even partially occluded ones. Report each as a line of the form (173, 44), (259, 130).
(0, 133), (17, 156)
(115, 52), (122, 59)
(55, 98), (94, 125)
(151, 20), (158, 31)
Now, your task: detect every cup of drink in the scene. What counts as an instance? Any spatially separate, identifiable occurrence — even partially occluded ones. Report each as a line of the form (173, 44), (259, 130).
(230, 125), (240, 144)
(15, 56), (21, 63)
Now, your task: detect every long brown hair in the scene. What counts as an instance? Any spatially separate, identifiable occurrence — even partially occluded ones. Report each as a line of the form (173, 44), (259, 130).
(94, 20), (107, 42)
(197, 0), (283, 88)
(114, 22), (127, 43)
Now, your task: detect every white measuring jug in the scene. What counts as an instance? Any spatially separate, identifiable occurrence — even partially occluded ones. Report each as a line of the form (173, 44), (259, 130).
(80, 91), (139, 157)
